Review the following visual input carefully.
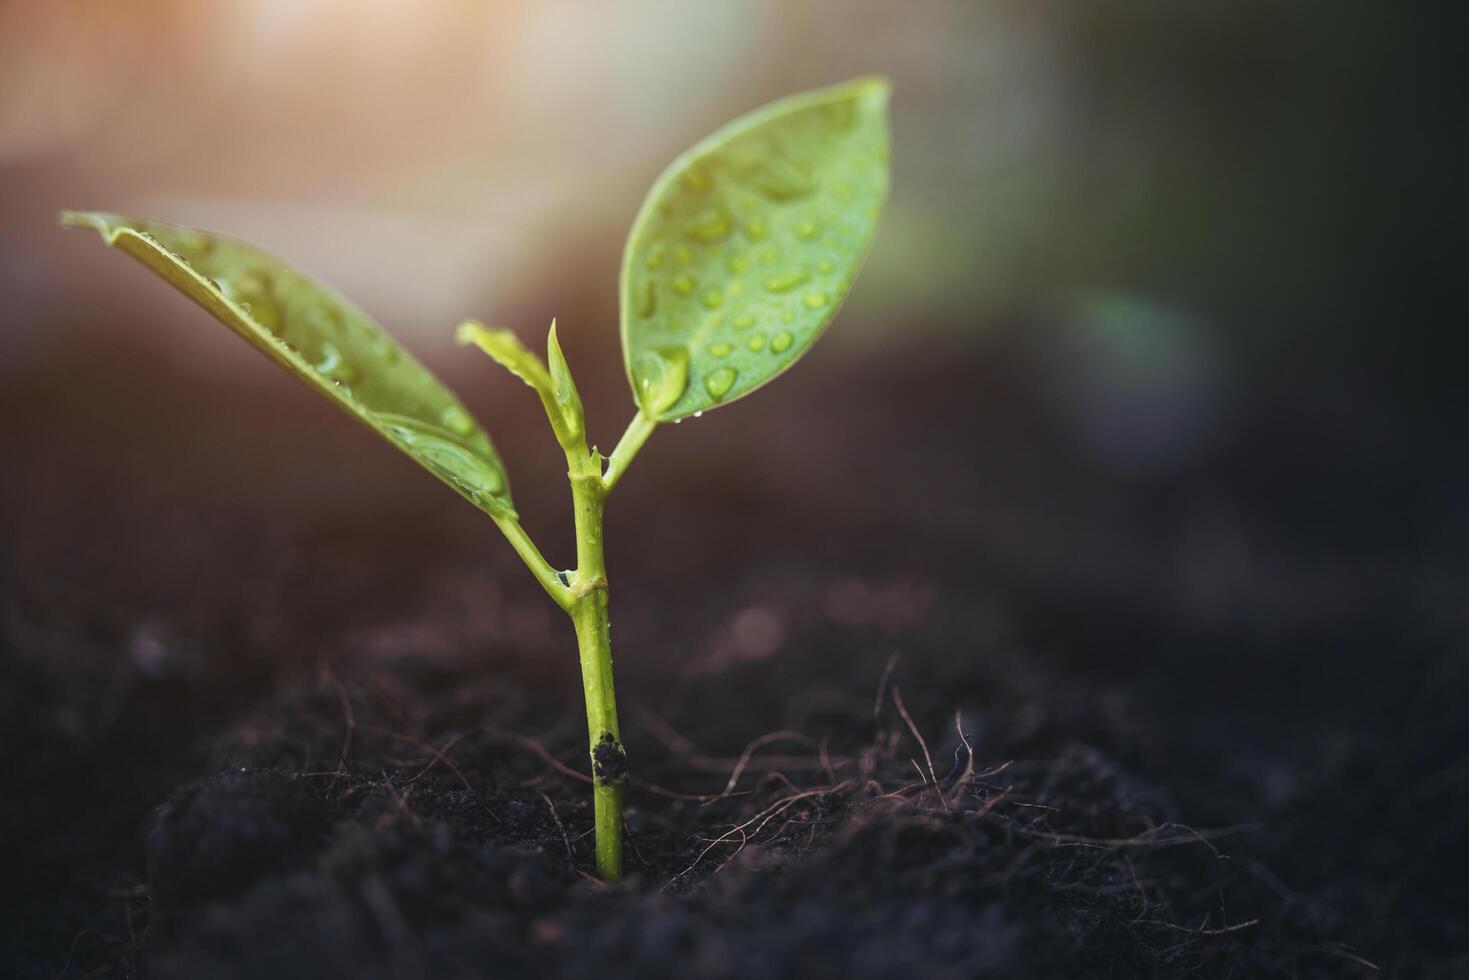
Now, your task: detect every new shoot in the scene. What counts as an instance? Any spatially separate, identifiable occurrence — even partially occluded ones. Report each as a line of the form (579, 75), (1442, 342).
(62, 77), (891, 881)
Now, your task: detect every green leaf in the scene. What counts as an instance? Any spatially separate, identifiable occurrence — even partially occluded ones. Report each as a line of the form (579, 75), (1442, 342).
(545, 321), (586, 443)
(619, 76), (891, 421)
(456, 320), (556, 396)
(456, 319), (584, 449)
(61, 211), (515, 517)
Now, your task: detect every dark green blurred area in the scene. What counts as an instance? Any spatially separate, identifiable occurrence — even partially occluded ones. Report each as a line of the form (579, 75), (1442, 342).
(876, 3), (1465, 346)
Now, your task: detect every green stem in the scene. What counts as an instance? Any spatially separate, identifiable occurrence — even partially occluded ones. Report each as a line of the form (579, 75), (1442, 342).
(568, 448), (624, 880)
(493, 515), (573, 612)
(488, 336), (639, 880)
(603, 411), (657, 495)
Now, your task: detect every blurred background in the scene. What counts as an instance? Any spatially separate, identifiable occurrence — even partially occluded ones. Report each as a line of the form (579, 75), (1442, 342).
(1, 0), (1463, 629)
(3, 2), (1468, 976)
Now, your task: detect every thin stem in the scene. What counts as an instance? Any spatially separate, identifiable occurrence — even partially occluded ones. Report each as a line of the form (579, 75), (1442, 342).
(568, 458), (624, 880)
(602, 411), (658, 494)
(493, 515), (573, 612)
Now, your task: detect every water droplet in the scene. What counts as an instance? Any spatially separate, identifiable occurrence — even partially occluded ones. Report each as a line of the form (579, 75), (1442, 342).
(645, 241), (667, 270)
(747, 333), (767, 351)
(771, 331), (794, 353)
(673, 246), (693, 265)
(701, 288), (724, 310)
(744, 155), (816, 201)
(759, 247), (781, 265)
(440, 405), (475, 436)
(781, 310), (796, 324)
(708, 342), (732, 357)
(795, 219), (821, 241)
(636, 278), (657, 317)
(704, 366), (737, 400)
(227, 272), (281, 333)
(732, 314), (756, 330)
(817, 259), (833, 274)
(632, 347), (690, 416)
(685, 205), (732, 243)
(743, 218), (767, 240)
(371, 337), (400, 364)
(174, 228), (211, 254)
(680, 167), (710, 192)
(314, 341), (356, 384)
(803, 290), (829, 309)
(672, 274), (696, 296)
(381, 416), (506, 500)
(693, 410), (704, 419)
(762, 269), (809, 293)
(725, 254), (749, 275)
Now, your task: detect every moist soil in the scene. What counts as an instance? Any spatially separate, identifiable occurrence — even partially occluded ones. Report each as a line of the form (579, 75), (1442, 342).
(2, 328), (1464, 979)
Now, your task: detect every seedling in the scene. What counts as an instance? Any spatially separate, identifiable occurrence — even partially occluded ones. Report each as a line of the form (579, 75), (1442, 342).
(62, 77), (890, 880)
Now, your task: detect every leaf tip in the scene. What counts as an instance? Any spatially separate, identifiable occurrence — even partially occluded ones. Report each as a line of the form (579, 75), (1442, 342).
(59, 210), (118, 241)
(454, 320), (487, 347)
(851, 75), (893, 105)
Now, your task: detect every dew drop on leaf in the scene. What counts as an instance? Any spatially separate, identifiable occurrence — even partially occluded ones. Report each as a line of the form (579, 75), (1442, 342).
(802, 290), (829, 309)
(703, 366), (737, 399)
(439, 405), (475, 436)
(383, 418), (505, 500)
(636, 278), (657, 318)
(762, 269), (809, 293)
(314, 341), (357, 384)
(685, 205), (732, 243)
(632, 347), (690, 416)
(771, 331), (793, 353)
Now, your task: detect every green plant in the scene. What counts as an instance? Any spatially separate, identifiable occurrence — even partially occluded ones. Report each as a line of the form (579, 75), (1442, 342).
(61, 77), (891, 881)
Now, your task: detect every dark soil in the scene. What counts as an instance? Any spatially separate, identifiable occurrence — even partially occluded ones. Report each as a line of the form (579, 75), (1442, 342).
(2, 327), (1465, 978)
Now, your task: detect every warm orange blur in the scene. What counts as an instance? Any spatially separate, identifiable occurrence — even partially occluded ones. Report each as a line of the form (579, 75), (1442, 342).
(2, 1), (1018, 363)
(2, 3), (1456, 395)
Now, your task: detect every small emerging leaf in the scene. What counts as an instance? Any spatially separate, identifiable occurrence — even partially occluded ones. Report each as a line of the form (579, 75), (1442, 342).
(620, 77), (891, 421)
(545, 321), (586, 442)
(456, 321), (556, 396)
(457, 320), (584, 449)
(62, 211), (514, 516)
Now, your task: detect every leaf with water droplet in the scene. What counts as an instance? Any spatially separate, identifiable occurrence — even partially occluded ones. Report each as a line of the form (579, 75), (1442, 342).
(59, 211), (515, 516)
(620, 77), (890, 421)
(457, 320), (584, 451)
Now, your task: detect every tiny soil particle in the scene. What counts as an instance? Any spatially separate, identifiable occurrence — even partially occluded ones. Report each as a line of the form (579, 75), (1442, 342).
(591, 731), (629, 783)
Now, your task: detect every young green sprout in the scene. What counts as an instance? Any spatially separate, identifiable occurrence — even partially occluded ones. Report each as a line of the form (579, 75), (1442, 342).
(62, 77), (891, 881)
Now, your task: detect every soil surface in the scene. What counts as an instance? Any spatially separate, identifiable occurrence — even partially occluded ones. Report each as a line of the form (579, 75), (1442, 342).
(2, 328), (1465, 978)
